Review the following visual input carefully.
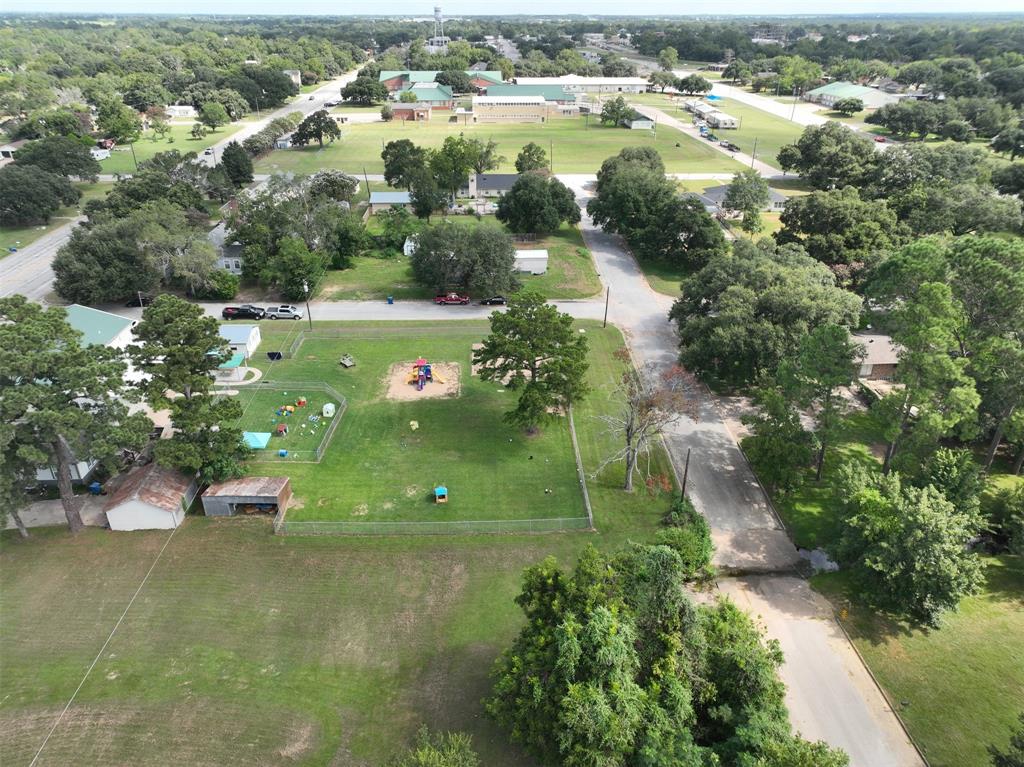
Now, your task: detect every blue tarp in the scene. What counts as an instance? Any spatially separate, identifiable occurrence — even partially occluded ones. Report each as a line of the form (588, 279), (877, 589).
(706, 94), (722, 101)
(242, 431), (272, 449)
(434, 486), (448, 496)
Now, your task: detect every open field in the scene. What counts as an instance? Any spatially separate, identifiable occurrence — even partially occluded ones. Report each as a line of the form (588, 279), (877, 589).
(0, 182), (113, 255)
(235, 323), (588, 524)
(99, 123), (244, 175)
(0, 320), (673, 766)
(627, 91), (805, 165)
(324, 217), (601, 300)
(814, 555), (1024, 767)
(254, 117), (745, 175)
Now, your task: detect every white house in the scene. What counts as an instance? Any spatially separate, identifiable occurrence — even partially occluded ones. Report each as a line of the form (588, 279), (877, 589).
(104, 463), (198, 531)
(165, 105), (197, 119)
(463, 173), (520, 198)
(219, 324), (261, 359)
(624, 111), (654, 130)
(90, 147), (111, 161)
(275, 133), (294, 150)
(514, 249), (549, 275)
(208, 221), (244, 275)
(283, 69), (302, 87)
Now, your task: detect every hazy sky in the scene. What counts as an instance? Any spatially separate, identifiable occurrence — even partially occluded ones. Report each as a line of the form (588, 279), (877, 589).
(5, 0), (1024, 15)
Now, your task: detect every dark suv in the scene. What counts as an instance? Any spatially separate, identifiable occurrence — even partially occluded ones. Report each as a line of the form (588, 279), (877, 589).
(222, 304), (266, 320)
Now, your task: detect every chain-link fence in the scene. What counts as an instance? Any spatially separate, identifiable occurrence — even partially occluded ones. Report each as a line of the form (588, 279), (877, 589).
(273, 512), (592, 536)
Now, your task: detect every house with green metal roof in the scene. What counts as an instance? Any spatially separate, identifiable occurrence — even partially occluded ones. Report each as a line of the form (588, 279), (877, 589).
(65, 304), (137, 349)
(379, 70), (503, 92)
(483, 83), (577, 103)
(397, 82), (455, 109)
(803, 81), (899, 110)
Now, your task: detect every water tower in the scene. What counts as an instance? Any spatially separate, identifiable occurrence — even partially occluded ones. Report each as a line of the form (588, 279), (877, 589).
(433, 6), (444, 41)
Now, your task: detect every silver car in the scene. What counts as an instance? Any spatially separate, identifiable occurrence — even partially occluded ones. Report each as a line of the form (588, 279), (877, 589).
(266, 305), (304, 320)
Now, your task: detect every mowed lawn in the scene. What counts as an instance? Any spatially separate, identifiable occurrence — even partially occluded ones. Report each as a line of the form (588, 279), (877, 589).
(0, 320), (671, 766)
(100, 123), (244, 175)
(626, 92), (804, 166)
(240, 323), (587, 523)
(814, 555), (1024, 767)
(254, 117), (745, 175)
(0, 182), (113, 255)
(324, 217), (601, 300)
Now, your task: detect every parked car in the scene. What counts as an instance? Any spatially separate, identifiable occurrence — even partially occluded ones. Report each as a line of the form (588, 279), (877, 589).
(265, 305), (304, 319)
(125, 293), (154, 307)
(479, 295), (506, 305)
(222, 305), (266, 320)
(203, 147), (214, 155)
(721, 141), (740, 152)
(325, 100), (340, 107)
(705, 133), (718, 142)
(874, 135), (887, 143)
(434, 293), (470, 305)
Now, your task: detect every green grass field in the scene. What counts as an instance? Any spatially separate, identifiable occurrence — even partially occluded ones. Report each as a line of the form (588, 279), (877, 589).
(99, 123), (244, 175)
(254, 117), (745, 176)
(0, 182), (113, 255)
(229, 386), (342, 459)
(234, 324), (587, 524)
(814, 555), (1024, 767)
(627, 92), (804, 166)
(324, 217), (601, 300)
(0, 320), (673, 766)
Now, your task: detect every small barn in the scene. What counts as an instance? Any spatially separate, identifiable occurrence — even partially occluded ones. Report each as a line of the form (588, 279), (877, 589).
(514, 249), (549, 275)
(219, 324), (261, 359)
(201, 476), (292, 517)
(104, 463), (198, 531)
(624, 111), (654, 130)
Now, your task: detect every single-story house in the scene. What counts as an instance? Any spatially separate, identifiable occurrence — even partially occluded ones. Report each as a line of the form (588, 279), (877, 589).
(803, 81), (899, 110)
(706, 62), (729, 72)
(397, 83), (455, 109)
(369, 190), (412, 214)
(219, 324), (261, 360)
(208, 221), (245, 275)
(463, 173), (520, 198)
(65, 304), (136, 350)
(472, 95), (549, 123)
(275, 133), (294, 150)
(393, 103), (432, 122)
(624, 111), (654, 130)
(104, 463), (198, 531)
(701, 184), (789, 212)
(513, 75), (649, 94)
(201, 476), (293, 517)
(283, 69), (302, 87)
(379, 70), (503, 92)
(853, 332), (900, 380)
(514, 249), (549, 275)
(90, 146), (111, 161)
(165, 104), (197, 119)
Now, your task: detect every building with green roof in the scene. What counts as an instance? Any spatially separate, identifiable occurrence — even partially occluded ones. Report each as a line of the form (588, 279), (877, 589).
(398, 83), (455, 108)
(64, 304), (136, 349)
(803, 81), (899, 110)
(483, 83), (577, 103)
(379, 70), (503, 91)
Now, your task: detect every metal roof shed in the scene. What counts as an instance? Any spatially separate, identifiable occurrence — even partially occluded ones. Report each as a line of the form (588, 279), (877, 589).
(201, 476), (293, 517)
(104, 463), (198, 531)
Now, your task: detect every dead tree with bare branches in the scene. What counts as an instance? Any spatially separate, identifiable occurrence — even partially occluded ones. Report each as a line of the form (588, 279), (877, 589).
(593, 349), (700, 492)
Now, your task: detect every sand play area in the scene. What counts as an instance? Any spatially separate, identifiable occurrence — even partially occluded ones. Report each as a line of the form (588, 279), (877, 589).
(384, 361), (461, 401)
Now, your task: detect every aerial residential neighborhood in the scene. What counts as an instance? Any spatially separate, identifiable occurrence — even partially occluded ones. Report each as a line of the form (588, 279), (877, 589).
(0, 5), (1022, 767)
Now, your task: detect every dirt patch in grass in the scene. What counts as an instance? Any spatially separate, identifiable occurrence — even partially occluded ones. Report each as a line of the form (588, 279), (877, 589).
(384, 362), (461, 401)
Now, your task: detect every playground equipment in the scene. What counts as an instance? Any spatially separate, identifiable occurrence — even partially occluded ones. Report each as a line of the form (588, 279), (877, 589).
(276, 423), (289, 436)
(407, 357), (445, 391)
(434, 485), (448, 504)
(322, 402), (336, 418)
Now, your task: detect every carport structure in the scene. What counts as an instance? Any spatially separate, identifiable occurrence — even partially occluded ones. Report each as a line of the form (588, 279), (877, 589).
(201, 476), (292, 517)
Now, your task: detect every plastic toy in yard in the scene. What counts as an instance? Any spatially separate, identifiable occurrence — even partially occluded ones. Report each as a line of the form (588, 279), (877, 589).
(407, 357), (445, 391)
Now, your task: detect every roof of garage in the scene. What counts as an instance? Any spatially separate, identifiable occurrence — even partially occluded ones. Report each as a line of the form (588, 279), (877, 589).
(204, 476), (291, 497)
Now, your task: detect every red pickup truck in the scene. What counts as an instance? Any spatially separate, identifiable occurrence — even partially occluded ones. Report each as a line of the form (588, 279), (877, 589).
(434, 292), (470, 305)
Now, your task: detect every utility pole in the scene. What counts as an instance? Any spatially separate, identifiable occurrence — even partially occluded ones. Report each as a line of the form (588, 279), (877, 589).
(680, 447), (691, 499)
(549, 139), (553, 173)
(128, 141), (139, 171)
(750, 136), (758, 168)
(363, 166), (371, 203)
(602, 286), (609, 328)
(302, 280), (313, 330)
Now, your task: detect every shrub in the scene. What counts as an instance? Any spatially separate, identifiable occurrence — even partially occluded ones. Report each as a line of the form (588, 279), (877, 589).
(658, 496), (714, 579)
(198, 269), (240, 300)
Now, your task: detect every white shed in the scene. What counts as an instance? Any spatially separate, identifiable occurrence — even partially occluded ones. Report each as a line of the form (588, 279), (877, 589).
(514, 249), (549, 275)
(104, 463), (197, 531)
(219, 324), (262, 359)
